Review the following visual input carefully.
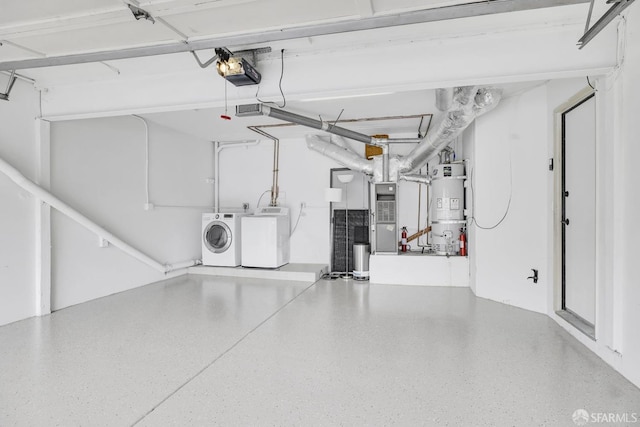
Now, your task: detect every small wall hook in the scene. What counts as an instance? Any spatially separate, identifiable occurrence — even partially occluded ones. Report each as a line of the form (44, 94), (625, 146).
(527, 269), (539, 284)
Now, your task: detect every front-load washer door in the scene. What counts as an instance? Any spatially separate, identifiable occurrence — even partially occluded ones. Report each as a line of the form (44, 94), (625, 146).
(204, 221), (232, 253)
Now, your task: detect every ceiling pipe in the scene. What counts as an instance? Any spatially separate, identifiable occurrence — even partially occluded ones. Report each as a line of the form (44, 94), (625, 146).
(238, 86), (500, 182)
(259, 105), (377, 145)
(237, 104), (422, 182)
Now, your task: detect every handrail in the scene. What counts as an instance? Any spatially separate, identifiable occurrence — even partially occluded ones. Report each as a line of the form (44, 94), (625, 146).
(0, 155), (199, 274)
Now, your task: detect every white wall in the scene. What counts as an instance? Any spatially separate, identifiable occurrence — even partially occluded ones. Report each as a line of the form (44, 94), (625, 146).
(467, 86), (550, 314)
(462, 124), (476, 295)
(548, 7), (640, 389)
(618, 5), (640, 388)
(457, 13), (640, 389)
(218, 138), (354, 265)
(0, 79), (40, 326)
(50, 116), (213, 310)
(217, 137), (442, 265)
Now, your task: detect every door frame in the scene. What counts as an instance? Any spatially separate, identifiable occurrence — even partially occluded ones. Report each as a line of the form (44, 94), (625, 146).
(553, 86), (596, 337)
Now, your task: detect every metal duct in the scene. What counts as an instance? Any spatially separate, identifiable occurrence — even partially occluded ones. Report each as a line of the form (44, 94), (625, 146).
(328, 134), (359, 155)
(435, 88), (453, 111)
(398, 86), (501, 175)
(399, 174), (432, 185)
(306, 135), (374, 175)
(238, 86), (500, 182)
(258, 105), (376, 145)
(382, 145), (390, 182)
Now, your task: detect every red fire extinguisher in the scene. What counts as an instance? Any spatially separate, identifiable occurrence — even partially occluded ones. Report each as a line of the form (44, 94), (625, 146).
(401, 226), (408, 252)
(459, 228), (467, 256)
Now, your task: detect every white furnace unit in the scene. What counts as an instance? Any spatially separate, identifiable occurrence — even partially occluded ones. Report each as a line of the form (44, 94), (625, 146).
(241, 207), (290, 268)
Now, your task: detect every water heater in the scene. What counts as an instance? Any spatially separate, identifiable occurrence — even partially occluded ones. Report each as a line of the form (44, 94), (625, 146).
(430, 163), (466, 255)
(373, 183), (397, 254)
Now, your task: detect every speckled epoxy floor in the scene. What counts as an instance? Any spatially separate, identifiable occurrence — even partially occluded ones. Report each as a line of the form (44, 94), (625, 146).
(1, 275), (639, 426)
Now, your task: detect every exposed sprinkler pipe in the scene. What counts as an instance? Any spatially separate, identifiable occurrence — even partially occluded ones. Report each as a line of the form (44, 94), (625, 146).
(0, 154), (197, 273)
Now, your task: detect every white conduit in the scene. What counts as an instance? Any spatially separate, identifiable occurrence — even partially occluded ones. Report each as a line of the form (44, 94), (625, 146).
(0, 155), (198, 274)
(131, 115), (213, 210)
(214, 140), (260, 213)
(131, 115), (150, 206)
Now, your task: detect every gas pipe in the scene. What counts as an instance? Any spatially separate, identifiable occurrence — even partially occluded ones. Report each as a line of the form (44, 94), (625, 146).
(459, 229), (467, 256)
(401, 227), (408, 252)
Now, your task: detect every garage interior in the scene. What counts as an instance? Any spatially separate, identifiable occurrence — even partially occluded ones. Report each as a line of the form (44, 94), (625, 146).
(1, 0), (640, 424)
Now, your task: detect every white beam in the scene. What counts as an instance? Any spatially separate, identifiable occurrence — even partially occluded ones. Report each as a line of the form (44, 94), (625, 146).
(0, 0), (590, 72)
(39, 21), (617, 120)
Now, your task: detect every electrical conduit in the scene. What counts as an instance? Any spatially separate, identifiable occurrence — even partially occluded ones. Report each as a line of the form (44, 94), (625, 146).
(214, 140), (260, 212)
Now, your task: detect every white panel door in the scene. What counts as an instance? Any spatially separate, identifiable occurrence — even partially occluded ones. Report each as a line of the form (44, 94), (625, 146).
(563, 95), (596, 325)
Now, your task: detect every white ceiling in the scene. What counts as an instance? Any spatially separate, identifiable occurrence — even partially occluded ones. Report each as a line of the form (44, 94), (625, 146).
(0, 0), (591, 142)
(136, 81), (544, 142)
(140, 89), (438, 141)
(0, 0), (481, 59)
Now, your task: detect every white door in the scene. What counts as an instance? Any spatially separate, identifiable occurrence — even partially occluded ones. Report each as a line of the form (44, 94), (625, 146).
(563, 94), (596, 325)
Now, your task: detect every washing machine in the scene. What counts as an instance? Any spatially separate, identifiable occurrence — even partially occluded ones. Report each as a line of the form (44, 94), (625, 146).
(202, 212), (244, 267)
(241, 207), (290, 268)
